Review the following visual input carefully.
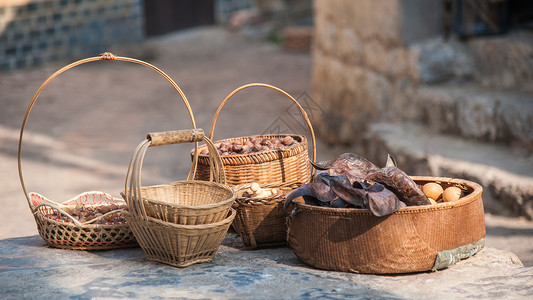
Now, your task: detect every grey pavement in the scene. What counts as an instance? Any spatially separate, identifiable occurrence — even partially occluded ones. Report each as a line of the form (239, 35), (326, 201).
(1, 26), (533, 298)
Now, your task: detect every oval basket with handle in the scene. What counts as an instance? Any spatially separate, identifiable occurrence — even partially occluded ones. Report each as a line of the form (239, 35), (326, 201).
(17, 52), (197, 250)
(193, 82), (317, 186)
(123, 129), (236, 268)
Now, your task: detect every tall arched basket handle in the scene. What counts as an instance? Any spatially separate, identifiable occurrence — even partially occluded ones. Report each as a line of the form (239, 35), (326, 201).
(17, 52), (198, 211)
(209, 83), (317, 166)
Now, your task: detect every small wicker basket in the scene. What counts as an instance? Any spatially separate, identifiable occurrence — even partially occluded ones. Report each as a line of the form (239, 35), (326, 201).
(30, 191), (135, 250)
(286, 176), (486, 274)
(17, 52), (197, 250)
(139, 180), (235, 225)
(193, 83), (317, 187)
(232, 182), (302, 248)
(123, 129), (236, 267)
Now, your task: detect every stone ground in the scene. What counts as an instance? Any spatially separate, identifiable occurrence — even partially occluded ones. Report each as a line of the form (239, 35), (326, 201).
(0, 25), (532, 270)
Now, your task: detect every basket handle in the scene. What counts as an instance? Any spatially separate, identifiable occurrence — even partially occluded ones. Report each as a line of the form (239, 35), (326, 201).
(18, 52), (198, 211)
(208, 83), (316, 164)
(124, 129), (225, 220)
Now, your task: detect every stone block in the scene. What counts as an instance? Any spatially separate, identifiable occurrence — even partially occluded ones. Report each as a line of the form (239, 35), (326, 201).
(469, 32), (533, 93)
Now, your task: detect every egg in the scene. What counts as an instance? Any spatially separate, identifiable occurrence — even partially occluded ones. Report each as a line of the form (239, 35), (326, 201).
(422, 182), (443, 201)
(442, 186), (462, 202)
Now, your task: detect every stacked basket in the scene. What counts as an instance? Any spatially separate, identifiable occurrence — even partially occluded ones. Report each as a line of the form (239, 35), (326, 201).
(193, 83), (316, 248)
(16, 52), (197, 250)
(123, 129), (236, 267)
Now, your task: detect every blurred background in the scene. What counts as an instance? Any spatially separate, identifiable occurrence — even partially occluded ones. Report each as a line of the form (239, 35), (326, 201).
(1, 0), (532, 265)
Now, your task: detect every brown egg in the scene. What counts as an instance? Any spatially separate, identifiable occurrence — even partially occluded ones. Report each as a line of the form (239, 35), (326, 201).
(422, 182), (443, 201)
(442, 186), (462, 202)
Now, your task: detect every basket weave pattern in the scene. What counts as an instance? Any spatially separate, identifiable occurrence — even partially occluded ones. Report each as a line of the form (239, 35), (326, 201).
(232, 182), (302, 248)
(286, 177), (486, 274)
(140, 181), (235, 225)
(124, 209), (235, 267)
(31, 192), (136, 250)
(195, 134), (311, 186)
(124, 129), (236, 267)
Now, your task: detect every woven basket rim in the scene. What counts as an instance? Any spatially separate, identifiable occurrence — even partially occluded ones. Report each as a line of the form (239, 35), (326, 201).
(139, 180), (236, 209)
(292, 176), (483, 216)
(192, 134), (308, 159)
(30, 191), (129, 228)
(29, 191), (126, 205)
(34, 212), (132, 229)
(123, 207), (236, 230)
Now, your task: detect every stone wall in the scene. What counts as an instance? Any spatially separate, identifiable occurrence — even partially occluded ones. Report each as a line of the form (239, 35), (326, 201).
(0, 0), (144, 71)
(311, 0), (428, 145)
(311, 0), (533, 147)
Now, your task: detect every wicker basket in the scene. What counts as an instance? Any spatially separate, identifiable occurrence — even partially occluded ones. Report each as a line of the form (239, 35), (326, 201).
(29, 191), (136, 250)
(123, 129), (236, 267)
(138, 181), (235, 225)
(123, 208), (236, 267)
(286, 176), (486, 274)
(232, 182), (302, 248)
(17, 52), (197, 250)
(193, 83), (317, 187)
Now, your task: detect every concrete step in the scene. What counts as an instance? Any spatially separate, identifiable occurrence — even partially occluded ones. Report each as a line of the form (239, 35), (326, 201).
(413, 30), (533, 93)
(408, 83), (533, 150)
(362, 122), (533, 220)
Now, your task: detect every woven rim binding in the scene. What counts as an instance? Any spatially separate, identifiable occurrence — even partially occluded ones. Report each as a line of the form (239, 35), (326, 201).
(195, 134), (308, 166)
(290, 176), (483, 216)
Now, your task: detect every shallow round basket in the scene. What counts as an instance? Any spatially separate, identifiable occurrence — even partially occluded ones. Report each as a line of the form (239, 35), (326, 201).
(30, 192), (137, 250)
(286, 176), (486, 274)
(140, 180), (236, 225)
(232, 182), (302, 248)
(123, 208), (236, 268)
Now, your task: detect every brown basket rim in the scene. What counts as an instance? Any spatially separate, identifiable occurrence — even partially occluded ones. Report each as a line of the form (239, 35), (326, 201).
(34, 212), (132, 229)
(30, 191), (130, 227)
(193, 134), (308, 160)
(124, 207), (236, 230)
(139, 180), (236, 209)
(292, 176), (483, 216)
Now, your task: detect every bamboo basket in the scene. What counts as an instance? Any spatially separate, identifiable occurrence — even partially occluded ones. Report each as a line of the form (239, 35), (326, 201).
(193, 83), (317, 186)
(232, 182), (302, 248)
(286, 177), (486, 274)
(138, 180), (235, 225)
(123, 129), (236, 267)
(17, 52), (197, 250)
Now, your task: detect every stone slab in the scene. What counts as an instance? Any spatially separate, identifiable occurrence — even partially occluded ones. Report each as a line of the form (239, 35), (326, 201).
(364, 122), (533, 222)
(1, 233), (531, 299)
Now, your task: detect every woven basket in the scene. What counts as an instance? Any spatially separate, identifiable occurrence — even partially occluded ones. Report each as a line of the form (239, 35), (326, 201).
(30, 191), (136, 250)
(286, 176), (486, 274)
(17, 52), (197, 250)
(123, 129), (236, 267)
(232, 182), (302, 248)
(138, 181), (235, 225)
(123, 208), (236, 268)
(193, 83), (317, 187)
